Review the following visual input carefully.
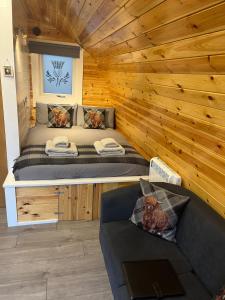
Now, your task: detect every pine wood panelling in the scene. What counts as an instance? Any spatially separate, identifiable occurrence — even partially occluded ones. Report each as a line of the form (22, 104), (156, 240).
(109, 72), (225, 93)
(17, 197), (58, 222)
(100, 30), (225, 66)
(111, 94), (225, 158)
(144, 74), (225, 93)
(16, 186), (60, 197)
(115, 115), (225, 217)
(16, 182), (135, 222)
(16, 187), (59, 222)
(94, 0), (225, 218)
(108, 71), (225, 217)
(210, 54), (225, 72)
(27, 20), (74, 43)
(19, 0), (79, 42)
(100, 55), (225, 74)
(82, 0), (164, 48)
(86, 0), (224, 55)
(110, 74), (225, 110)
(0, 81), (7, 208)
(82, 51), (112, 106)
(75, 0), (104, 37)
(110, 80), (225, 127)
(79, 0), (129, 42)
(96, 1), (225, 58)
(72, 184), (93, 221)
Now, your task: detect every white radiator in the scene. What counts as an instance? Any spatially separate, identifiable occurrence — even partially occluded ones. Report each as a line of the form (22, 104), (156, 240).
(149, 157), (181, 186)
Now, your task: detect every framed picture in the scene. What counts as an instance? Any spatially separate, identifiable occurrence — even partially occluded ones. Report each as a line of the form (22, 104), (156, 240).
(3, 66), (14, 77)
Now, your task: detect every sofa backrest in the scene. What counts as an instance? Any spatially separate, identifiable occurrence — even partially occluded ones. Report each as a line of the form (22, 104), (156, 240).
(156, 182), (225, 295)
(176, 190), (225, 295)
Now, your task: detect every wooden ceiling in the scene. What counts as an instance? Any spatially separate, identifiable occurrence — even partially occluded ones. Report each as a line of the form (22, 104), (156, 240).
(17, 0), (168, 51)
(17, 0), (225, 63)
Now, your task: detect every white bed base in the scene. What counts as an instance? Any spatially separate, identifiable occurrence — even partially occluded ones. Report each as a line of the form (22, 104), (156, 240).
(4, 157), (182, 227)
(3, 170), (149, 227)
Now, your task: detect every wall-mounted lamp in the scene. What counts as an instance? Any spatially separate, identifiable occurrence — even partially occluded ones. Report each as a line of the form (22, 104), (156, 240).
(32, 26), (42, 36)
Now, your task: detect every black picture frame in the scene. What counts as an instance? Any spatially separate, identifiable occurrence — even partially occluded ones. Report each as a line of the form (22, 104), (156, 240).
(3, 66), (14, 77)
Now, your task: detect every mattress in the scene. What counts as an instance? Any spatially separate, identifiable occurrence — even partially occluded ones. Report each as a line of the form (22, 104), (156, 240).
(14, 125), (149, 180)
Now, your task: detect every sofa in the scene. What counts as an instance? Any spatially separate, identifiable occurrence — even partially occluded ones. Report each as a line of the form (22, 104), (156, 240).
(99, 182), (225, 300)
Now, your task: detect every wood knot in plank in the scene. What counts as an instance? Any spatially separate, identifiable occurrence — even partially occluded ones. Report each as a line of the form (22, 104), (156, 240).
(32, 213), (40, 217)
(208, 95), (214, 101)
(191, 24), (198, 29)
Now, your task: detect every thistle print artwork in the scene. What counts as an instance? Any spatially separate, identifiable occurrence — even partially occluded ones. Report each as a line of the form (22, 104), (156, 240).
(43, 55), (73, 95)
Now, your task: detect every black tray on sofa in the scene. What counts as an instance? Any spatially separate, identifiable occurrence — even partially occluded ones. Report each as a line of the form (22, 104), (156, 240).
(122, 259), (185, 299)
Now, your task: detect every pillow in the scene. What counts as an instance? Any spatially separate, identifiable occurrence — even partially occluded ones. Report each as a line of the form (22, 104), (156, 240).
(83, 108), (105, 129)
(36, 102), (77, 125)
(213, 286), (225, 300)
(130, 179), (189, 242)
(77, 105), (115, 128)
(47, 104), (74, 128)
(36, 102), (48, 124)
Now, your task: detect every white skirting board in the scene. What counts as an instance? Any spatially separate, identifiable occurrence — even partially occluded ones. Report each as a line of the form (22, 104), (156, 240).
(3, 170), (149, 227)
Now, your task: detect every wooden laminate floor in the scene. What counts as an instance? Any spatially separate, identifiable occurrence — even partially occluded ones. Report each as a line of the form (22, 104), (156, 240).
(0, 209), (113, 300)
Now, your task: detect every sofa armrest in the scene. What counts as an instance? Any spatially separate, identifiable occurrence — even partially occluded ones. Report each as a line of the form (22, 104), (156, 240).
(100, 183), (141, 223)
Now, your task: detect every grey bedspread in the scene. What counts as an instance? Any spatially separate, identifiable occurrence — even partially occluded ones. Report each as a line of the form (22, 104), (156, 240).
(14, 125), (149, 180)
(25, 125), (128, 145)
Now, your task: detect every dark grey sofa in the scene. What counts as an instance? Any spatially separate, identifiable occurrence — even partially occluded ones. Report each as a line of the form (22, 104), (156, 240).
(99, 182), (225, 300)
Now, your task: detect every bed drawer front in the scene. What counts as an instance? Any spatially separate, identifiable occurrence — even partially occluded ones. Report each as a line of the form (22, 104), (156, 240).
(16, 187), (59, 222)
(16, 186), (60, 197)
(15, 182), (137, 223)
(17, 196), (58, 222)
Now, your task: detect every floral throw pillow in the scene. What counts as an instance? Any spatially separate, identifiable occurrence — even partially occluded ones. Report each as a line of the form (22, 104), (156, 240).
(83, 108), (105, 129)
(130, 179), (189, 242)
(48, 104), (74, 128)
(213, 286), (225, 300)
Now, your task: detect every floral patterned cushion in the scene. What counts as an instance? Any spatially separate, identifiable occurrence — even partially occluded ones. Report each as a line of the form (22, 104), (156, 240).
(47, 104), (74, 128)
(130, 179), (189, 242)
(214, 286), (225, 300)
(83, 108), (105, 129)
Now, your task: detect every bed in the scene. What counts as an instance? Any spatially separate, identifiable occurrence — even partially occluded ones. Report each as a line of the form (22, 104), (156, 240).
(13, 125), (149, 180)
(5, 105), (149, 226)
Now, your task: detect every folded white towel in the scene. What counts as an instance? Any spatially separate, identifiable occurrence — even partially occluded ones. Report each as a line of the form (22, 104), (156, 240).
(101, 138), (119, 148)
(94, 141), (125, 156)
(45, 140), (78, 157)
(52, 136), (69, 148)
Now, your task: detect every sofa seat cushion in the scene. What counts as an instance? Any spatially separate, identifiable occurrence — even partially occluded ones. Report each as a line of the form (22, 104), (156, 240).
(116, 272), (211, 300)
(100, 220), (192, 288)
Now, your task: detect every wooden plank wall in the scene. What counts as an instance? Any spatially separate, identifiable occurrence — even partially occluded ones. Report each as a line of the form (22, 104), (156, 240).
(82, 51), (112, 107)
(80, 0), (225, 218)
